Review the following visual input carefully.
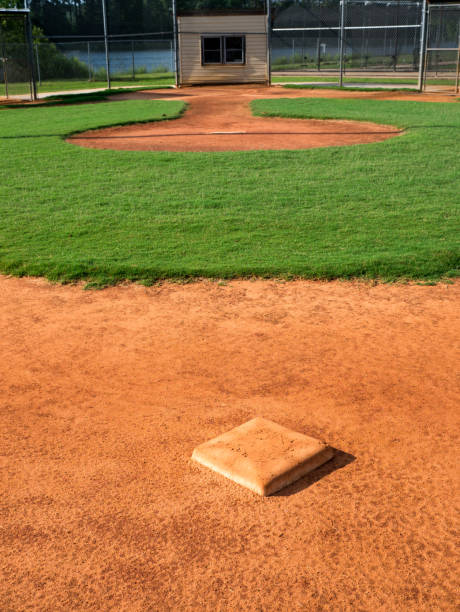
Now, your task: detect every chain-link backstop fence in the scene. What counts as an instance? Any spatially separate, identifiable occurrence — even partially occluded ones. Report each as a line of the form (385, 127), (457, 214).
(272, 0), (423, 74)
(344, 0), (422, 72)
(1, 30), (175, 98)
(29, 36), (174, 88)
(423, 3), (460, 91)
(0, 9), (36, 99)
(271, 3), (341, 72)
(48, 37), (175, 83)
(0, 40), (31, 97)
(3, 2), (459, 98)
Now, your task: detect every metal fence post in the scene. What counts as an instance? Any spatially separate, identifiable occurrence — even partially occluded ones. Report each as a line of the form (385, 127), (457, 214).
(131, 40), (135, 80)
(25, 11), (37, 100)
(101, 0), (111, 88)
(417, 0), (428, 91)
(267, 0), (271, 85)
(172, 0), (179, 86)
(34, 43), (41, 85)
(0, 23), (7, 98)
(1, 58), (8, 99)
(87, 41), (91, 80)
(393, 0), (400, 71)
(339, 0), (346, 87)
(455, 30), (460, 93)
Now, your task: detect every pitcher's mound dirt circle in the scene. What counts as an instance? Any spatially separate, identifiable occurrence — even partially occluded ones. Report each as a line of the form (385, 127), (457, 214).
(69, 120), (400, 152)
(68, 86), (401, 152)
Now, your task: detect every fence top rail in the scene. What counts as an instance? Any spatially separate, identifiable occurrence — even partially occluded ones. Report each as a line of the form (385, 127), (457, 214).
(273, 24), (421, 31)
(0, 8), (29, 15)
(346, 0), (421, 4)
(50, 39), (173, 45)
(47, 32), (173, 40)
(1, 39), (173, 48)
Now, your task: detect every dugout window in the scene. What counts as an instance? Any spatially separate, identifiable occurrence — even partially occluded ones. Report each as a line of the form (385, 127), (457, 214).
(201, 35), (245, 65)
(201, 36), (222, 64)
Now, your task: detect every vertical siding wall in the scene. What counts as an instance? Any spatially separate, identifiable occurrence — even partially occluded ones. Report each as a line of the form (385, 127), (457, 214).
(178, 15), (268, 85)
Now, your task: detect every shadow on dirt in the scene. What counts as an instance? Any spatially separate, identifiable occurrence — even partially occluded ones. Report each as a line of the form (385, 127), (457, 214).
(273, 448), (356, 497)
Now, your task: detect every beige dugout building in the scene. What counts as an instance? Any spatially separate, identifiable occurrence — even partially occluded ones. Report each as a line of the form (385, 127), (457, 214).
(176, 10), (269, 86)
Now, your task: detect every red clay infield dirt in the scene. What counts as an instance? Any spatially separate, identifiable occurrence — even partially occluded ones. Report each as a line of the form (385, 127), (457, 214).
(1, 275), (459, 611)
(69, 85), (407, 152)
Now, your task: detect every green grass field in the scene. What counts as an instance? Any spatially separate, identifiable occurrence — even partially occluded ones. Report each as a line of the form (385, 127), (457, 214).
(0, 96), (458, 285)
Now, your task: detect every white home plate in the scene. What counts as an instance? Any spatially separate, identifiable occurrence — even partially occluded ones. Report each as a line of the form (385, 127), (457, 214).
(192, 417), (334, 496)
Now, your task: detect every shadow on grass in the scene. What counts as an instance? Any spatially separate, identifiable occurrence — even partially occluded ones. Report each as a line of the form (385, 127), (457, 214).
(273, 447), (356, 497)
(109, 91), (192, 100)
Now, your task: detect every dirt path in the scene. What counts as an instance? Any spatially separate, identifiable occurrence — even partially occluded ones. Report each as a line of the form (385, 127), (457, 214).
(68, 85), (407, 152)
(1, 275), (458, 611)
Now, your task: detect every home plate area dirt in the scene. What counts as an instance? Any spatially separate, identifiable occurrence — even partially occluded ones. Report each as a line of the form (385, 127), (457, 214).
(68, 85), (403, 152)
(0, 276), (459, 611)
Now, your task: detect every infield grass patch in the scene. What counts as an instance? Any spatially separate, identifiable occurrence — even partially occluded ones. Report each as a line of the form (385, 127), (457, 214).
(0, 96), (458, 284)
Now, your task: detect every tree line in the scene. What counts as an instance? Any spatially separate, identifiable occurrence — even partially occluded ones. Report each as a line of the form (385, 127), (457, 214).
(2, 0), (343, 39)
(30, 0), (172, 37)
(29, 0), (269, 37)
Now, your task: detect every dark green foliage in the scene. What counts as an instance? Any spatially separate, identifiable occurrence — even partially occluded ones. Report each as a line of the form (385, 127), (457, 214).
(34, 42), (88, 79)
(28, 0), (268, 37)
(29, 0), (173, 37)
